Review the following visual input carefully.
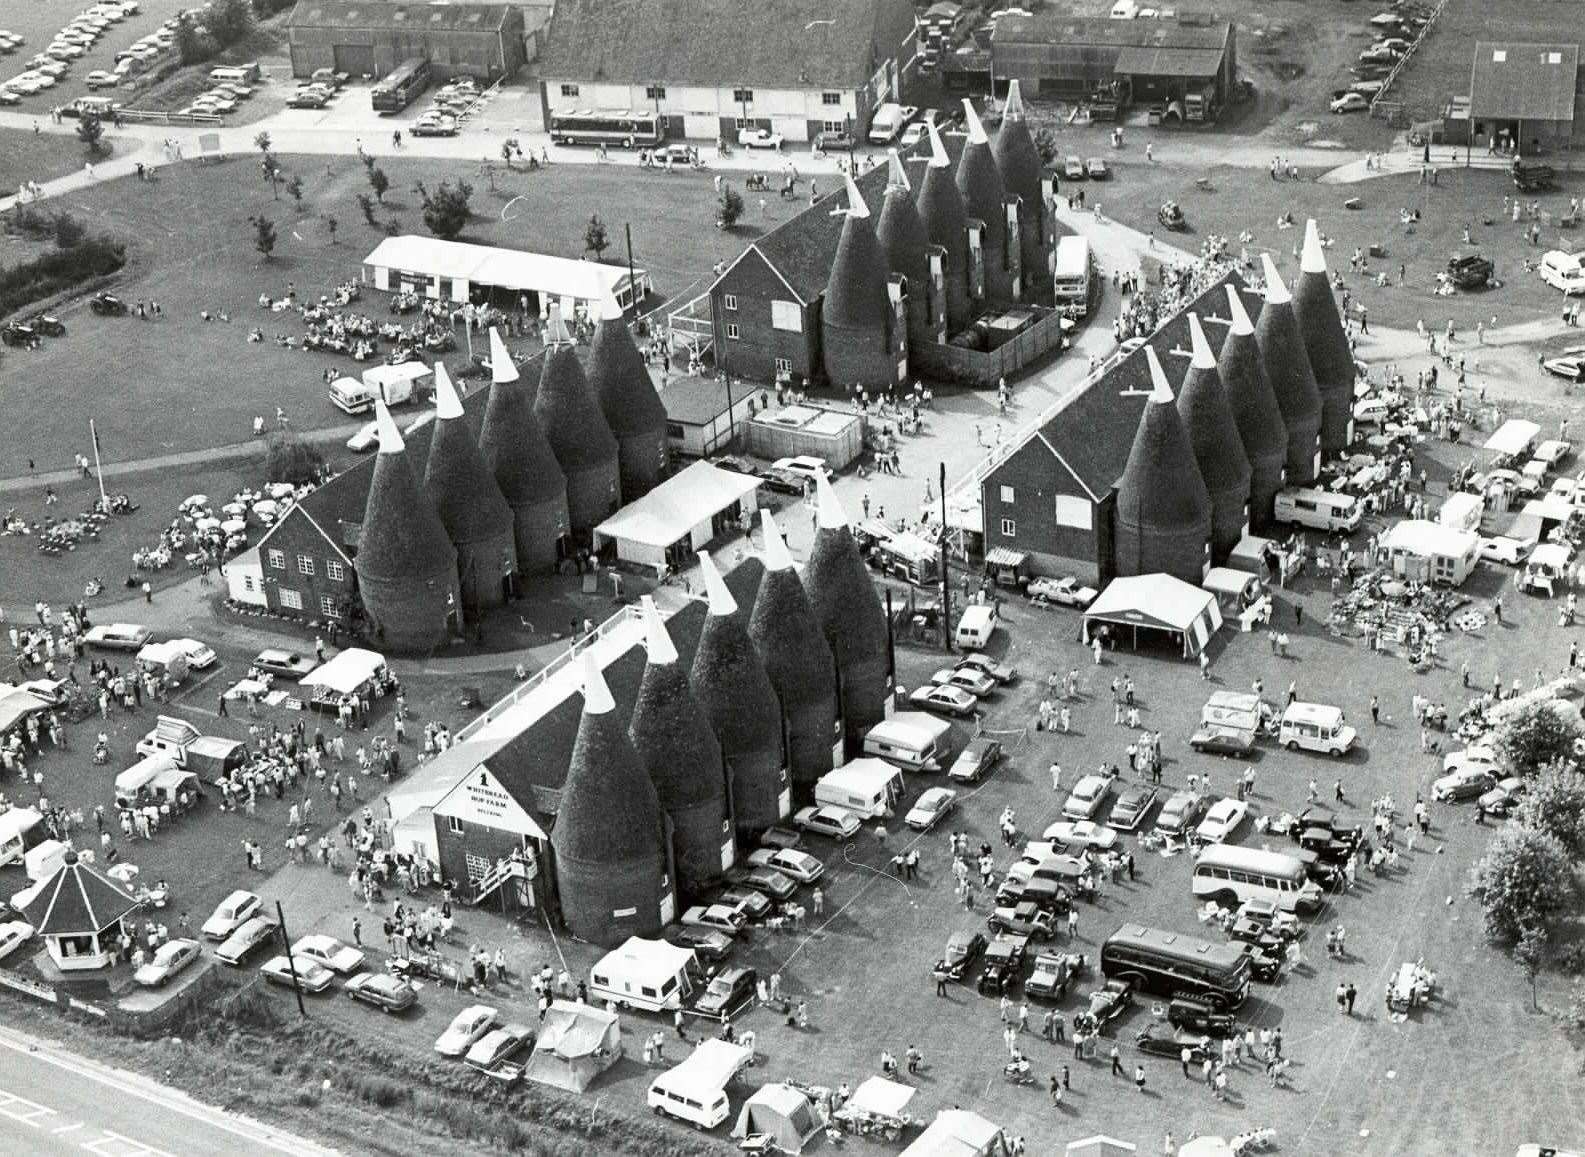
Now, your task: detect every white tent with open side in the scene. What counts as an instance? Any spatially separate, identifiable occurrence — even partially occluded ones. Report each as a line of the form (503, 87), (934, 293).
(1082, 573), (1223, 657)
(732, 1082), (823, 1154)
(1483, 418), (1541, 459)
(593, 460), (761, 573)
(299, 648), (388, 704)
(899, 1108), (1010, 1157)
(523, 1000), (622, 1092)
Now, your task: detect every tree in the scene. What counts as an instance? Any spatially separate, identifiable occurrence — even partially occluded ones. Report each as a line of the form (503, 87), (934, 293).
(356, 192), (378, 227)
(1515, 762), (1585, 861)
(208, 0), (253, 46)
(248, 213), (276, 260)
(717, 185), (744, 230)
(174, 13), (209, 64)
(76, 113), (104, 155)
(253, 131), (271, 155)
(286, 175), (304, 208)
(583, 214), (610, 260)
(265, 430), (324, 485)
(52, 211), (86, 250)
(1495, 700), (1582, 778)
(1033, 126), (1059, 164)
(1515, 924), (1547, 1011)
(322, 213), (338, 244)
(259, 152), (281, 199)
(367, 164), (389, 204)
(415, 179), (473, 241)
(1467, 825), (1575, 943)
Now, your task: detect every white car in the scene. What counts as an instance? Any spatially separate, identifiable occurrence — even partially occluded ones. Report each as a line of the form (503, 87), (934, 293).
(291, 934), (366, 976)
(1027, 576), (1098, 609)
(134, 938), (203, 987)
(747, 847), (823, 883)
(1535, 439), (1573, 468)
(85, 622), (152, 651)
(793, 805), (862, 840)
(0, 920), (35, 962)
(434, 1004), (499, 1056)
(1478, 536), (1536, 566)
(1195, 798), (1249, 843)
(931, 667), (997, 697)
(908, 683), (978, 717)
(202, 890), (262, 940)
(1062, 774), (1116, 820)
(681, 904), (747, 935)
(1041, 819), (1118, 852)
(771, 455), (833, 483)
(260, 954), (335, 992)
(170, 638), (217, 669)
(737, 127), (784, 150)
(85, 70), (117, 88)
(905, 786), (958, 831)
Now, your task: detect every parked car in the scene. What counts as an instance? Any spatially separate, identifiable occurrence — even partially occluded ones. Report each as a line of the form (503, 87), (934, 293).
(1195, 798), (1249, 844)
(1432, 765), (1497, 802)
(0, 921), (35, 962)
(1025, 950), (1087, 1001)
(252, 649), (318, 678)
(905, 786), (959, 831)
(738, 127), (784, 150)
(1107, 784), (1158, 831)
(1157, 201), (1187, 231)
(681, 904), (747, 935)
(909, 684), (978, 717)
(771, 455), (833, 483)
(1084, 157), (1109, 179)
(214, 914), (278, 964)
(202, 890), (262, 940)
(260, 954), (335, 992)
(464, 1023), (534, 1071)
(411, 114), (458, 137)
(932, 667), (997, 697)
(976, 934), (1030, 995)
(1027, 576), (1097, 608)
(85, 623), (152, 651)
(758, 824), (802, 850)
(693, 966), (758, 1019)
(947, 737), (1002, 783)
(1063, 155), (1085, 180)
(750, 847), (824, 883)
(1135, 1025), (1212, 1061)
(434, 1005), (499, 1056)
(726, 864), (797, 902)
(1478, 775), (1528, 816)
(987, 901), (1056, 940)
(1043, 819), (1119, 852)
(814, 129), (856, 152)
(715, 886), (773, 921)
(89, 291), (128, 316)
(85, 70), (117, 88)
(793, 805), (862, 840)
(1154, 790), (1209, 836)
(956, 652), (1017, 684)
(134, 938), (203, 987)
(292, 934), (366, 976)
(1330, 91), (1369, 114)
(1189, 726), (1256, 757)
(1478, 536), (1535, 566)
(1062, 773), (1116, 820)
(942, 930), (988, 980)
(1081, 978), (1134, 1029)
(667, 926), (733, 962)
(169, 637), (217, 670)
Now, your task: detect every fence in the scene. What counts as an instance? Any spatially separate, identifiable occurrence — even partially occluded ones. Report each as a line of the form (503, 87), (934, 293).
(909, 307), (1072, 388)
(115, 107), (223, 127)
(1368, 0), (1449, 116)
(0, 968), (107, 1018)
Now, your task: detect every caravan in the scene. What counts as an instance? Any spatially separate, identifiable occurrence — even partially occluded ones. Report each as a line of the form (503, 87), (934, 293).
(863, 713), (951, 772)
(135, 641), (189, 686)
(587, 937), (703, 1013)
(0, 807), (43, 868)
(1521, 543), (1574, 596)
(814, 757), (904, 819)
(115, 753), (179, 806)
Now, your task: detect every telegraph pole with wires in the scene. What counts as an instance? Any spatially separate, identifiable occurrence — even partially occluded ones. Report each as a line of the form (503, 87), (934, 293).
(939, 461), (952, 653)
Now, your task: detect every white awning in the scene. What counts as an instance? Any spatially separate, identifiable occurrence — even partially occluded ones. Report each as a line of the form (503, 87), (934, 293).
(1083, 574), (1223, 657)
(300, 648), (387, 696)
(1483, 418), (1541, 458)
(594, 461), (760, 549)
(849, 1076), (917, 1119)
(363, 235), (644, 303)
(666, 1038), (752, 1090)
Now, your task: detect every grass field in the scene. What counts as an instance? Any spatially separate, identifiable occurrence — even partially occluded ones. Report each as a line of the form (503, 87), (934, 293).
(0, 155), (808, 476)
(1091, 162), (1585, 330)
(0, 127), (109, 195)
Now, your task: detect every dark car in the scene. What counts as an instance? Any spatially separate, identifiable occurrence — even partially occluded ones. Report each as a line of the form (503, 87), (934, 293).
(943, 930), (988, 980)
(1512, 160), (1555, 192)
(1154, 790), (1209, 837)
(947, 737), (1003, 783)
(1189, 727), (1256, 758)
(976, 934), (1029, 995)
(251, 649), (319, 679)
(89, 292), (127, 316)
(1157, 201), (1187, 231)
(711, 455), (762, 480)
(1447, 254), (1493, 290)
(1107, 784), (1158, 832)
(29, 314), (65, 337)
(994, 874), (1072, 913)
(726, 864), (797, 902)
(667, 926), (734, 963)
(345, 971), (418, 1012)
(715, 886), (773, 922)
(1167, 996), (1236, 1038)
(1299, 820), (1364, 864)
(988, 901), (1056, 940)
(1, 321), (38, 347)
(1077, 978), (1133, 1032)
(814, 129), (856, 152)
(1134, 1025), (1211, 1062)
(287, 91), (329, 109)
(758, 466), (808, 496)
(693, 966), (757, 1020)
(1025, 951), (1086, 1001)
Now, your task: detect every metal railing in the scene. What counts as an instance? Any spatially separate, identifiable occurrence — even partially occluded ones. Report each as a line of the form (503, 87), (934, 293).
(1368, 0), (1449, 116)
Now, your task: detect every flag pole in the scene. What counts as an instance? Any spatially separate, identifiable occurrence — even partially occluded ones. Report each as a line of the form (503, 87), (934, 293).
(89, 419), (108, 510)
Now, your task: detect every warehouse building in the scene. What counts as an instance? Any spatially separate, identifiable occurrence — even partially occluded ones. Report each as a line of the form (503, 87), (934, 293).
(536, 0), (918, 144)
(987, 12), (1237, 119)
(1461, 42), (1583, 156)
(285, 1), (526, 82)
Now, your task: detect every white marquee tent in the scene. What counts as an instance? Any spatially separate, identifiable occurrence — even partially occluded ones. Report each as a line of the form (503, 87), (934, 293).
(362, 235), (650, 315)
(593, 460), (761, 573)
(1082, 573), (1224, 657)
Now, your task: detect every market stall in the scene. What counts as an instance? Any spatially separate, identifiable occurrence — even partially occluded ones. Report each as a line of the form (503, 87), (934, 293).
(298, 648), (391, 712)
(1082, 574), (1223, 658)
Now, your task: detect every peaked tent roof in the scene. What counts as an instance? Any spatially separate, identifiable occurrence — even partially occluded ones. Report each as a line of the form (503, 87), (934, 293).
(595, 461), (761, 548)
(1083, 573), (1219, 632)
(20, 853), (140, 935)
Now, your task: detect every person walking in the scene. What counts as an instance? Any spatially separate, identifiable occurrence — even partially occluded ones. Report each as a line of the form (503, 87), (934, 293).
(1051, 762), (1062, 792)
(1110, 1044), (1123, 1076)
(1134, 1064), (1147, 1093)
(1370, 694), (1380, 725)
(1346, 983), (1357, 1014)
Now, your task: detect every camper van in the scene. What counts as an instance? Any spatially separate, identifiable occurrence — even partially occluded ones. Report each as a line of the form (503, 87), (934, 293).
(135, 641), (189, 686)
(1279, 702), (1357, 757)
(1521, 543), (1574, 596)
(955, 604), (999, 649)
(647, 1039), (751, 1130)
(1201, 567), (1262, 616)
(814, 758), (904, 818)
(587, 937), (703, 1013)
(1437, 492), (1484, 534)
(1273, 487), (1362, 533)
(115, 753), (179, 806)
(328, 363), (430, 416)
(863, 713), (951, 772)
(136, 715), (246, 776)
(0, 807), (43, 869)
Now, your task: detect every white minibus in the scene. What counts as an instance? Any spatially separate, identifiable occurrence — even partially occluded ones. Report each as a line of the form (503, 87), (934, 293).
(1273, 487), (1361, 533)
(1192, 844), (1323, 914)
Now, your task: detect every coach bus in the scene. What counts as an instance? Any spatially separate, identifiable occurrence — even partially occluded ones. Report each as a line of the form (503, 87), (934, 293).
(1191, 844), (1324, 914)
(549, 108), (663, 148)
(371, 58), (430, 114)
(1051, 235), (1092, 316)
(1100, 923), (1252, 1011)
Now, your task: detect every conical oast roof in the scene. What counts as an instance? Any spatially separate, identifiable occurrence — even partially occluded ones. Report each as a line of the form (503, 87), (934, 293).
(553, 655), (664, 864)
(803, 474), (889, 675)
(1253, 256), (1323, 482)
(423, 363), (515, 549)
(630, 598), (725, 812)
(823, 177), (893, 330)
(1178, 314), (1253, 560)
(588, 296), (667, 439)
(535, 339), (620, 474)
(955, 99), (1008, 233)
(749, 511), (836, 712)
(1293, 219), (1356, 454)
(917, 122), (969, 329)
(477, 334), (567, 508)
(1116, 348), (1212, 532)
(992, 80), (1043, 224)
(877, 153), (930, 288)
(691, 551), (783, 758)
(1218, 284), (1289, 465)
(357, 402), (457, 581)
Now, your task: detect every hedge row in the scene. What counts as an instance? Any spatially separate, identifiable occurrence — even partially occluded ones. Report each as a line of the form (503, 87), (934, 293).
(0, 235), (126, 319)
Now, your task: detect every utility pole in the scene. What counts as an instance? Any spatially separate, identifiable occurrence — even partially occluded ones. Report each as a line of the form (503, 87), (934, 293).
(938, 461), (952, 653)
(274, 900), (306, 1017)
(624, 223), (638, 315)
(724, 372), (736, 451)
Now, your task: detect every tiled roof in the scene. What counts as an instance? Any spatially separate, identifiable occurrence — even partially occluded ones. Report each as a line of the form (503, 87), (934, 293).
(20, 855), (139, 936)
(287, 1), (514, 33)
(1470, 42), (1579, 123)
(992, 13), (1233, 52)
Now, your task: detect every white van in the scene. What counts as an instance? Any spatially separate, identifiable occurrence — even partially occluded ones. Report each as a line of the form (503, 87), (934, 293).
(863, 713), (951, 772)
(814, 758), (904, 819)
(1540, 250), (1585, 296)
(1110, 0), (1140, 18)
(1520, 543), (1573, 596)
(1279, 702), (1357, 757)
(867, 102), (905, 145)
(209, 63), (259, 83)
(955, 604), (999, 649)
(1273, 487), (1362, 533)
(647, 1040), (750, 1130)
(1437, 492), (1483, 534)
(1351, 397), (1390, 426)
(328, 364), (427, 416)
(0, 808), (43, 869)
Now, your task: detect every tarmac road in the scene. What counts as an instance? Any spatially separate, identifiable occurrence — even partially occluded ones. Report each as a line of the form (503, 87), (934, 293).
(0, 1025), (333, 1157)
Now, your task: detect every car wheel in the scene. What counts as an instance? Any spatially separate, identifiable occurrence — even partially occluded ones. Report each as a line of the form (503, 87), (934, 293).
(1285, 740), (1300, 752)
(1330, 747), (1345, 757)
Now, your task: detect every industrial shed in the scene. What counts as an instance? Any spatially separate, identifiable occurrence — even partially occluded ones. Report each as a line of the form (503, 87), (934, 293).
(285, 1), (526, 82)
(1464, 42), (1583, 155)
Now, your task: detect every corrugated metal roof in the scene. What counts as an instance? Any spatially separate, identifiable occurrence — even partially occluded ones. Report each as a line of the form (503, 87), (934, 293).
(1113, 45), (1227, 79)
(993, 13), (1232, 52)
(287, 0), (514, 32)
(1470, 42), (1579, 123)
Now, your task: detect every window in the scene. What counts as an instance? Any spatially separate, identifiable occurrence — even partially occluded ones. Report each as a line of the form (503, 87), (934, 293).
(449, 815), (464, 836)
(1055, 495), (1093, 530)
(771, 300), (801, 332)
(775, 357), (791, 373)
(723, 293), (738, 311)
(1000, 518), (1016, 538)
(734, 116), (756, 129)
(242, 575), (257, 593)
(725, 322), (740, 340)
(1000, 485), (1015, 503)
(297, 554), (315, 577)
(822, 91), (841, 105)
(732, 87), (754, 104)
(823, 119), (846, 134)
(646, 84), (666, 100)
(267, 549), (285, 570)
(326, 560), (344, 582)
(560, 83), (580, 97)
(279, 588), (303, 610)
(319, 595), (339, 618)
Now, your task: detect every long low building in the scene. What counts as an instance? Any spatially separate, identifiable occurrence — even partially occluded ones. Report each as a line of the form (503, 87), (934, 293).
(362, 236), (650, 317)
(285, 1), (526, 82)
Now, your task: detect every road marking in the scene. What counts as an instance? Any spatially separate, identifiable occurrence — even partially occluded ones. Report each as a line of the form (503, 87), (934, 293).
(53, 1122), (84, 1135)
(0, 1087), (58, 1126)
(81, 1127), (176, 1156)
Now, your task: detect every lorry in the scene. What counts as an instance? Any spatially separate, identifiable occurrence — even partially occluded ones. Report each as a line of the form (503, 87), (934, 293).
(135, 715), (247, 777)
(1183, 84), (1217, 123)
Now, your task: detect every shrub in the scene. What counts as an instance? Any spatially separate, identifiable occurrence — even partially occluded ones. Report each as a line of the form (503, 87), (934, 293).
(415, 179), (473, 240)
(0, 235), (125, 318)
(264, 431), (324, 484)
(717, 185), (744, 229)
(1466, 824), (1575, 943)
(1495, 699), (1582, 778)
(1514, 761), (1585, 861)
(1557, 940), (1585, 976)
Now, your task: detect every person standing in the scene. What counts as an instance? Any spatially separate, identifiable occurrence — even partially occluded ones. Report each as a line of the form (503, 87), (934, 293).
(1134, 1064), (1147, 1093)
(1110, 1044), (1123, 1076)
(1051, 762), (1062, 792)
(1369, 695), (1380, 725)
